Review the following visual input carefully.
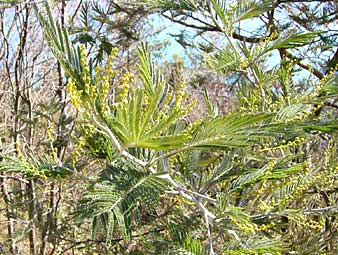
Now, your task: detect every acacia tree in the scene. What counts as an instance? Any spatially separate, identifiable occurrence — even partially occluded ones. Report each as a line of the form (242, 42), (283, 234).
(1, 0), (338, 255)
(30, 1), (338, 255)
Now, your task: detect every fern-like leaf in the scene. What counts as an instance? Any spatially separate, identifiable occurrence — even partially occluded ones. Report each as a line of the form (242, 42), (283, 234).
(76, 165), (170, 241)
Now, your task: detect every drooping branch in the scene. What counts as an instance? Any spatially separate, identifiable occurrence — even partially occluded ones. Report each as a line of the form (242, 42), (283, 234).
(161, 11), (267, 44)
(281, 49), (324, 79)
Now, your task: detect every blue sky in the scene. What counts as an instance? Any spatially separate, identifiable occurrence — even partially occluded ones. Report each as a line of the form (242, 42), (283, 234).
(147, 14), (281, 67)
(146, 11), (330, 83)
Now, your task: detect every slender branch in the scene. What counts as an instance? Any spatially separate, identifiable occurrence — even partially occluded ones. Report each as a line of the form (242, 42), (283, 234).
(161, 12), (265, 43)
(203, 202), (215, 255)
(323, 101), (338, 110)
(92, 114), (122, 152)
(177, 187), (217, 203)
(303, 205), (338, 215)
(282, 49), (323, 79)
(0, 177), (16, 255)
(207, 1), (241, 57)
(121, 150), (151, 170)
(161, 12), (216, 32)
(165, 187), (217, 203)
(159, 173), (216, 221)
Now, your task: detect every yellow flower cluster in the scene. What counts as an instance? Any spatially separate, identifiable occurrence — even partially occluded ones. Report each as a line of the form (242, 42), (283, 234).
(231, 215), (276, 233)
(66, 78), (82, 110)
(117, 71), (133, 103)
(314, 70), (335, 96)
(17, 150), (49, 178)
(67, 45), (121, 113)
(257, 222), (275, 231)
(79, 45), (96, 100)
(102, 48), (118, 97)
(222, 3), (239, 31)
(271, 171), (323, 207)
(104, 47), (118, 77)
(255, 161), (276, 199)
(70, 135), (86, 168)
(259, 30), (279, 47)
(182, 99), (197, 116)
(230, 218), (256, 233)
(175, 82), (187, 107)
(183, 118), (202, 137)
(239, 58), (250, 69)
(289, 214), (324, 231)
(259, 136), (306, 152)
(161, 85), (173, 109)
(257, 201), (274, 211)
(80, 44), (89, 72)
